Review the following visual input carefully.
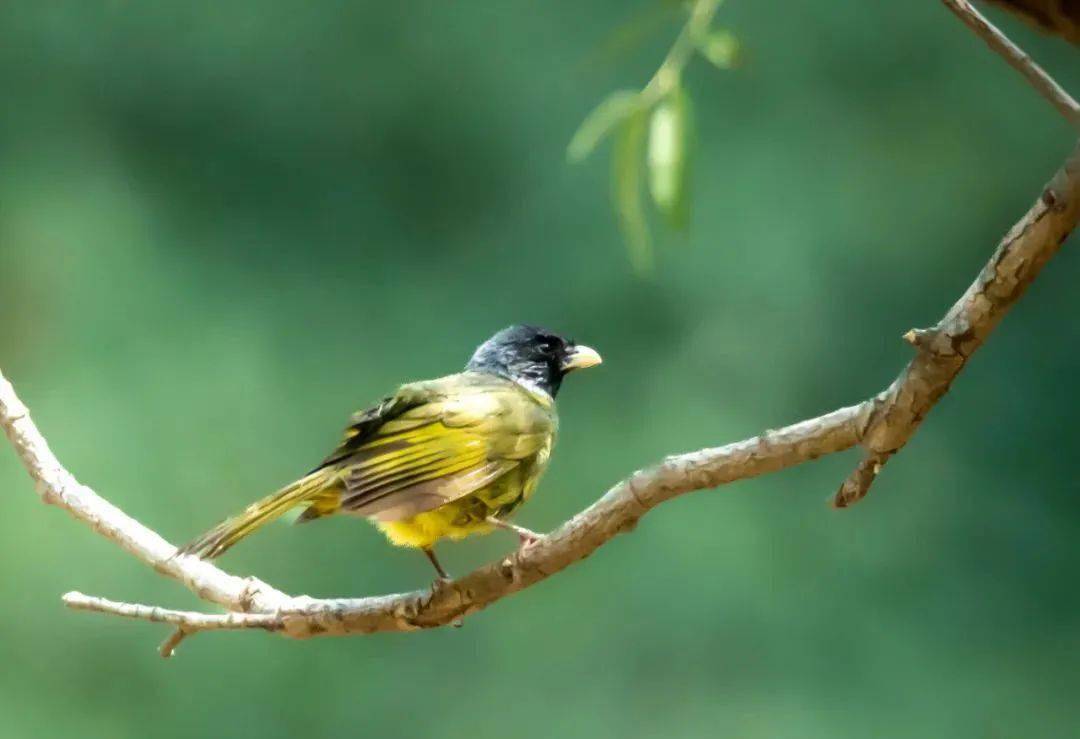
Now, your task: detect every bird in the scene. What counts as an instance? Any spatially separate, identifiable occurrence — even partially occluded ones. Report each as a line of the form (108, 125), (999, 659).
(179, 324), (601, 580)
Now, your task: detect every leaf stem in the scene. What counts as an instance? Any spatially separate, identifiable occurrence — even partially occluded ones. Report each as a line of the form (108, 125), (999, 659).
(642, 0), (722, 105)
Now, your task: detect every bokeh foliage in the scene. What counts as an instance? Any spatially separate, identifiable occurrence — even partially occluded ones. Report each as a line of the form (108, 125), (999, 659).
(1, 1), (1079, 738)
(570, 0), (736, 271)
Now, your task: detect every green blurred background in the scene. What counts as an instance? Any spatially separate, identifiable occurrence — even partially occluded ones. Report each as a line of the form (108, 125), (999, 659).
(2, 1), (1079, 737)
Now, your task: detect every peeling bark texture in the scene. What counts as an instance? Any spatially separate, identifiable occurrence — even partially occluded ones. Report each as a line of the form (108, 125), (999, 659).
(834, 140), (1079, 506)
(987, 0), (1080, 44)
(1, 5), (1078, 655)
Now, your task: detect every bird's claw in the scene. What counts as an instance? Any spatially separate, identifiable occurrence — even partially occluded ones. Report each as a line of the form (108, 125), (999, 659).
(517, 531), (543, 549)
(486, 516), (544, 550)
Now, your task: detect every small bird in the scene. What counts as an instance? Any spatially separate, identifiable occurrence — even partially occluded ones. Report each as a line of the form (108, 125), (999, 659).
(180, 325), (601, 580)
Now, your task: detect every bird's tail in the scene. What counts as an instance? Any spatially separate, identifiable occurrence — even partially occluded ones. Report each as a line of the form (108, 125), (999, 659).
(178, 470), (335, 559)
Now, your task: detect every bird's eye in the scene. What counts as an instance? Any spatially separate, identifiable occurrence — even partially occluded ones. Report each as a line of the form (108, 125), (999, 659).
(538, 340), (556, 354)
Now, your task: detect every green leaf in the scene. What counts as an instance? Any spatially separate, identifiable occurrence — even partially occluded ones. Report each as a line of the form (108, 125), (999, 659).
(611, 108), (652, 274)
(697, 29), (739, 70)
(567, 90), (643, 163)
(647, 85), (692, 230)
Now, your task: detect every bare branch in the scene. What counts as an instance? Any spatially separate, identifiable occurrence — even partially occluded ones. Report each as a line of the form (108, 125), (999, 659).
(0, 0), (1073, 661)
(941, 0), (1080, 129)
(3, 140), (1078, 654)
(62, 592), (282, 657)
(158, 629), (189, 659)
(62, 591), (282, 631)
(834, 140), (1079, 505)
(985, 0), (1080, 45)
(1, 363), (866, 646)
(833, 452), (892, 509)
(0, 372), (292, 614)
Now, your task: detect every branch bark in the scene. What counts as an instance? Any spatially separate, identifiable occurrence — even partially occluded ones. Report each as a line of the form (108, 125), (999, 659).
(942, 0), (1080, 129)
(1, 136), (1076, 655)
(2, 5), (1079, 656)
(0, 364), (870, 651)
(833, 140), (1078, 505)
(986, 0), (1080, 44)
(832, 1), (1080, 504)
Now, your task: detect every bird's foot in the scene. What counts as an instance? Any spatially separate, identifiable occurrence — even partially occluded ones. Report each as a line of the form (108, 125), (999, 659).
(422, 547), (452, 583)
(516, 529), (543, 549)
(487, 516), (544, 549)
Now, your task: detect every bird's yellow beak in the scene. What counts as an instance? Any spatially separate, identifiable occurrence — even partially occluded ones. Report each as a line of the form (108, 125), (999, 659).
(561, 344), (602, 372)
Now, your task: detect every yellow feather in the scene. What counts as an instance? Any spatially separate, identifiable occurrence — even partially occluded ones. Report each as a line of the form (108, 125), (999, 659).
(375, 502), (494, 548)
(349, 451), (487, 502)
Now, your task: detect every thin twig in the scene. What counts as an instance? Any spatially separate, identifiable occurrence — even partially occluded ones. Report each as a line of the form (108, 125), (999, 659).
(158, 629), (189, 659)
(62, 592), (282, 631)
(62, 592), (283, 657)
(941, 0), (1080, 129)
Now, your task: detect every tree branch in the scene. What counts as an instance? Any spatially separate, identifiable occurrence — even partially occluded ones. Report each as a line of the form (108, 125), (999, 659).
(985, 0), (1080, 45)
(62, 592), (282, 658)
(830, 0), (1080, 504)
(834, 139), (1078, 505)
(3, 8), (1080, 654)
(2, 136), (1076, 654)
(941, 0), (1080, 129)
(0, 363), (869, 650)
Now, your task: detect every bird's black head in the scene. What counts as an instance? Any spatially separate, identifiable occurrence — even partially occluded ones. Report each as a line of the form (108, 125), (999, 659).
(466, 325), (602, 398)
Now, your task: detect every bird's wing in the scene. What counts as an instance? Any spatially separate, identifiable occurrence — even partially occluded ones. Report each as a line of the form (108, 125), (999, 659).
(325, 374), (554, 520)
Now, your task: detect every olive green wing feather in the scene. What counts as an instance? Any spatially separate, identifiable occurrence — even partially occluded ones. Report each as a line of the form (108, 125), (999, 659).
(322, 374), (554, 522)
(318, 391), (424, 469)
